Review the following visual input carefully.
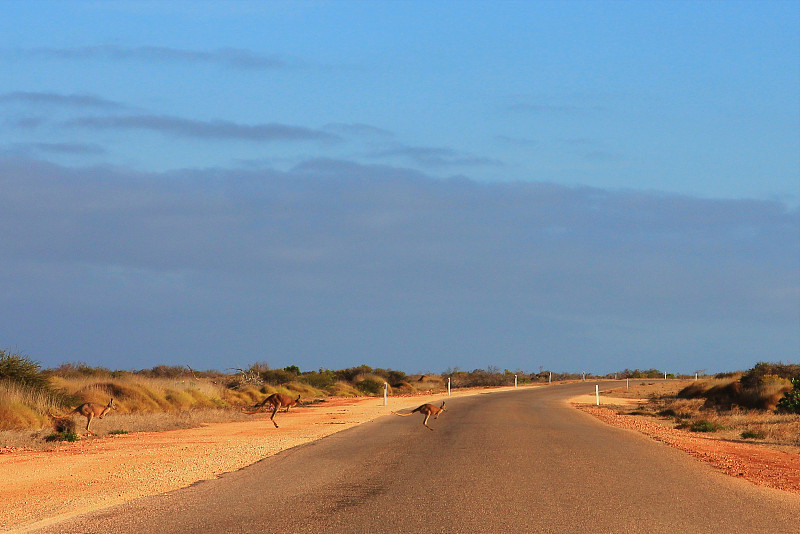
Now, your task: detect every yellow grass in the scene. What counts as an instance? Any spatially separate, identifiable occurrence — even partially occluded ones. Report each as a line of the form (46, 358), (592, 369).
(615, 380), (800, 449)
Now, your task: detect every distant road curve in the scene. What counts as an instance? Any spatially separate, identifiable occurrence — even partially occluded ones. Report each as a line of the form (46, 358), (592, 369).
(30, 382), (798, 534)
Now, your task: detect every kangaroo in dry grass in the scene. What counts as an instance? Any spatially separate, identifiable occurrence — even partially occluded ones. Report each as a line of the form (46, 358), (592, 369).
(49, 398), (116, 436)
(392, 401), (446, 431)
(243, 393), (301, 428)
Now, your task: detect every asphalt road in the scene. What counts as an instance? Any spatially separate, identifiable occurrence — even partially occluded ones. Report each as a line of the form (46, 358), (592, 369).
(30, 383), (799, 534)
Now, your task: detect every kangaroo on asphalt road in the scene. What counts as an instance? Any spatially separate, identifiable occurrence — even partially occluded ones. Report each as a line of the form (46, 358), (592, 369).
(392, 401), (446, 431)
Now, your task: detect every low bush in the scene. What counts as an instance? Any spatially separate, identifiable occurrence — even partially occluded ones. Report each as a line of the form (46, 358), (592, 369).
(259, 368), (295, 386)
(52, 417), (77, 434)
(740, 362), (800, 389)
(44, 431), (80, 442)
(46, 362), (113, 378)
(335, 365), (375, 383)
(775, 378), (800, 414)
(325, 381), (361, 397)
(678, 363), (794, 411)
(354, 375), (388, 396)
(0, 349), (51, 391)
(299, 370), (336, 389)
(688, 420), (723, 433)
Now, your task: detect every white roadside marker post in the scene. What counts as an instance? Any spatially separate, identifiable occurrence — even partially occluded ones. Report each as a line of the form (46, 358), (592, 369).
(549, 371), (551, 384)
(384, 382), (388, 406)
(448, 377), (451, 396)
(515, 374), (517, 388)
(596, 384), (600, 406)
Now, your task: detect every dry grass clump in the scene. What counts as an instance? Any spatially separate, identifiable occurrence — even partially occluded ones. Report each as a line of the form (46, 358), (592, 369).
(678, 375), (792, 411)
(222, 384), (264, 406)
(411, 374), (446, 393)
(618, 374), (800, 450)
(0, 380), (61, 430)
(325, 381), (362, 397)
(48, 374), (231, 414)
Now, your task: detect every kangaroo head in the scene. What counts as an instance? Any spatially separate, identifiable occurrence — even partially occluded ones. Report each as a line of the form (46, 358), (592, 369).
(439, 401), (446, 411)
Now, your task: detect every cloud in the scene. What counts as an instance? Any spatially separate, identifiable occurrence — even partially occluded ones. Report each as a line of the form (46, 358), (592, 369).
(0, 91), (127, 110)
(369, 145), (504, 168)
(64, 114), (340, 142)
(323, 122), (395, 139)
(6, 116), (45, 129)
(0, 155), (796, 373)
(19, 45), (293, 70)
(495, 135), (539, 147)
(12, 142), (106, 155)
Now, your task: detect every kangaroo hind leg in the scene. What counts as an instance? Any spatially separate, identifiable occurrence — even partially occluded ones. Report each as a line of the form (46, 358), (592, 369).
(422, 413), (434, 431)
(270, 404), (280, 428)
(85, 413), (96, 436)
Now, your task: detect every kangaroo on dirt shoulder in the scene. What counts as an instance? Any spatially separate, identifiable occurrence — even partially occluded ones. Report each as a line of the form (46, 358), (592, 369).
(392, 401), (446, 431)
(49, 398), (116, 436)
(243, 393), (301, 428)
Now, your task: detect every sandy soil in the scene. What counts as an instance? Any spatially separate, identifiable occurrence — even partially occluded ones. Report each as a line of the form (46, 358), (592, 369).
(2, 384), (798, 533)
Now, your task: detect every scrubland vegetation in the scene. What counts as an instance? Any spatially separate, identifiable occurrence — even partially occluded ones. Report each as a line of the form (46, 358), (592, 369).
(618, 362), (800, 448)
(0, 349), (535, 441)
(2, 347), (798, 449)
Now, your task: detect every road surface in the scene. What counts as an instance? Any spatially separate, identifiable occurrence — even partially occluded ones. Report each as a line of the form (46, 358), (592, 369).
(27, 382), (798, 534)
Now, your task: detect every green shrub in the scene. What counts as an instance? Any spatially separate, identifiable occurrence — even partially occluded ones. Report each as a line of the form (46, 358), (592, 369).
(741, 362), (800, 390)
(741, 430), (766, 439)
(335, 365), (375, 383)
(136, 365), (186, 379)
(355, 377), (386, 396)
(44, 431), (79, 442)
(46, 361), (112, 378)
(259, 368), (294, 385)
(775, 377), (800, 414)
(0, 349), (50, 391)
(385, 369), (407, 386)
(689, 420), (723, 433)
(299, 370), (336, 389)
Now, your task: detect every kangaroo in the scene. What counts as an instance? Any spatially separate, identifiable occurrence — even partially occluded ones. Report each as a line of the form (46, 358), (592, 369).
(244, 393), (301, 428)
(392, 401), (446, 431)
(49, 398), (116, 436)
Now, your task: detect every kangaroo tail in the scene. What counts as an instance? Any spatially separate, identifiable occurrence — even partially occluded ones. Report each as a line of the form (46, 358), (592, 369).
(391, 411), (416, 417)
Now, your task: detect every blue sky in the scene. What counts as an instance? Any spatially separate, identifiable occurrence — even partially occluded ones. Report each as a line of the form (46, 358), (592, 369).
(1, 1), (798, 374)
